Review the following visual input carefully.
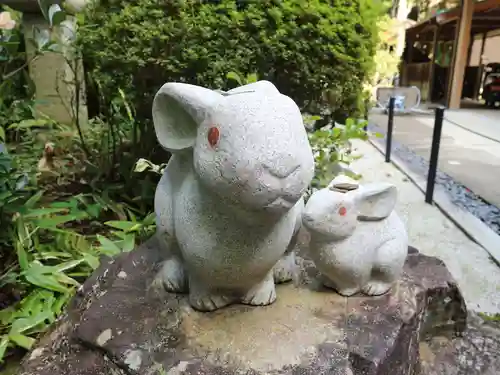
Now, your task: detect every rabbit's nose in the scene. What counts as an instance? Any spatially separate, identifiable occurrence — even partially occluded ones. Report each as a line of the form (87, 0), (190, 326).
(262, 162), (300, 179)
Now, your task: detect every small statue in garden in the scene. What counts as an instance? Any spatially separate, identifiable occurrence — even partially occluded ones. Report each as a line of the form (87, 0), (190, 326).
(302, 175), (408, 296)
(152, 80), (314, 311)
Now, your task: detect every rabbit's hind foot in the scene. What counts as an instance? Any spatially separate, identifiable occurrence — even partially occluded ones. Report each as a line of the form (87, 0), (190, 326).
(321, 275), (361, 297)
(273, 251), (296, 283)
(241, 272), (277, 306)
(188, 276), (235, 311)
(159, 257), (188, 293)
(362, 281), (392, 296)
(189, 293), (234, 312)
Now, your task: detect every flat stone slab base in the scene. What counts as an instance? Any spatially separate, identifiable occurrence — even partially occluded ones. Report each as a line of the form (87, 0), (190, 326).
(20, 237), (467, 375)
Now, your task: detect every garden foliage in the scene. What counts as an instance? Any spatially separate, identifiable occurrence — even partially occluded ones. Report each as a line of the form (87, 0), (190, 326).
(78, 0), (382, 122)
(0, 0), (385, 365)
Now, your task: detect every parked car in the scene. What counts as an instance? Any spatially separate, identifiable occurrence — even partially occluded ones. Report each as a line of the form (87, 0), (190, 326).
(482, 63), (500, 108)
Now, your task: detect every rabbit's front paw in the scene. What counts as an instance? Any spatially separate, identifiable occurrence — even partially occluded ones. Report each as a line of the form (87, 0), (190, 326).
(241, 273), (276, 306)
(362, 281), (392, 296)
(159, 258), (188, 293)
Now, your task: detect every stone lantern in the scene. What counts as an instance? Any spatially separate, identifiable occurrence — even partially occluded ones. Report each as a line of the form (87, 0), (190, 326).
(2, 0), (88, 126)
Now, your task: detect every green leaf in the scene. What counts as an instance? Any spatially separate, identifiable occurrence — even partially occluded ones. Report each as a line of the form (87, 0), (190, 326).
(226, 71), (242, 86)
(16, 244), (30, 272)
(8, 119), (50, 130)
(246, 73), (258, 84)
(0, 336), (9, 363)
(97, 234), (121, 254)
(48, 4), (66, 26)
(50, 200), (77, 209)
(105, 220), (141, 232)
(24, 190), (44, 209)
(37, 0), (52, 20)
(142, 212), (156, 226)
(10, 309), (52, 335)
(36, 214), (86, 229)
(121, 234), (136, 252)
(34, 251), (73, 261)
(23, 263), (70, 293)
(8, 333), (35, 349)
(0, 191), (13, 202)
(134, 158), (154, 173)
(85, 204), (102, 218)
(0, 127), (5, 142)
(23, 207), (69, 218)
(2, 33), (20, 54)
(0, 306), (16, 326)
(32, 26), (50, 50)
(53, 293), (71, 315)
(54, 272), (79, 287)
(83, 253), (100, 269)
(52, 259), (84, 273)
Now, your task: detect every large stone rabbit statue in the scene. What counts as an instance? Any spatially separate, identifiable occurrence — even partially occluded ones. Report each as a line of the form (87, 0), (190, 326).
(152, 81), (314, 311)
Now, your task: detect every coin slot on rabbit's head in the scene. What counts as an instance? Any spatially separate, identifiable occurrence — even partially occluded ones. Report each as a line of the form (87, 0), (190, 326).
(328, 175), (359, 194)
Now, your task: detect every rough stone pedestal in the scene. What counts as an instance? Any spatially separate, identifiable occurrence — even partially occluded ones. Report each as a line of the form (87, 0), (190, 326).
(19, 236), (467, 375)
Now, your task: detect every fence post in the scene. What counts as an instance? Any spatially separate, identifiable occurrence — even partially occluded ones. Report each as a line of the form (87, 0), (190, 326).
(425, 107), (445, 204)
(363, 97), (369, 132)
(385, 96), (395, 163)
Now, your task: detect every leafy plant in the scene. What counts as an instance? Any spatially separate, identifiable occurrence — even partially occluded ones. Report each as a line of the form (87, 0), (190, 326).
(134, 158), (167, 175)
(0, 0), (161, 366)
(0, 189), (155, 362)
(78, 0), (383, 125)
(307, 118), (369, 194)
(226, 71), (259, 86)
(479, 312), (500, 323)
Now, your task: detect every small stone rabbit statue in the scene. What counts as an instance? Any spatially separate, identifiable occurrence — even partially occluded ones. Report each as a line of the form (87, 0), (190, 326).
(302, 175), (408, 296)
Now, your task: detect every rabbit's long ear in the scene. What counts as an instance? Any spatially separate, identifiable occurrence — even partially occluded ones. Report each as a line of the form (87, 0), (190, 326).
(153, 83), (222, 152)
(227, 80), (280, 95)
(356, 183), (397, 221)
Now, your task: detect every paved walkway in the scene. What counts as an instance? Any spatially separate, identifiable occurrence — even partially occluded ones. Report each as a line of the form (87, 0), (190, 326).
(369, 112), (500, 208)
(445, 109), (500, 143)
(349, 140), (500, 314)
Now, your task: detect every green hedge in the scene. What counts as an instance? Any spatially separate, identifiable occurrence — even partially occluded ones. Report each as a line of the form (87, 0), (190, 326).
(78, 0), (381, 123)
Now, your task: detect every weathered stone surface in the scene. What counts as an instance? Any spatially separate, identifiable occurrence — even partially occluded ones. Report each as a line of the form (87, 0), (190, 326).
(420, 312), (500, 375)
(18, 253), (130, 375)
(20, 237), (467, 375)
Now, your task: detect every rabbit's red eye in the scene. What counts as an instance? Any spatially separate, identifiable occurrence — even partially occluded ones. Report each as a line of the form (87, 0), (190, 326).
(208, 127), (219, 147)
(338, 206), (347, 216)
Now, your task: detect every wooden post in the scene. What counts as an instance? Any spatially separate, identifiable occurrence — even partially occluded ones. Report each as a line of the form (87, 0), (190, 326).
(474, 32), (487, 100)
(447, 0), (474, 109)
(428, 26), (440, 103)
(402, 35), (414, 86)
(466, 33), (474, 66)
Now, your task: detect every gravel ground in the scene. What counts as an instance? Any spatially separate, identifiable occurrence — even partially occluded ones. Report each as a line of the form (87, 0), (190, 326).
(368, 122), (500, 236)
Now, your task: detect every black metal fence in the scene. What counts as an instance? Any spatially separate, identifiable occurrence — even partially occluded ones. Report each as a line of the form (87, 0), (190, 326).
(384, 98), (445, 205)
